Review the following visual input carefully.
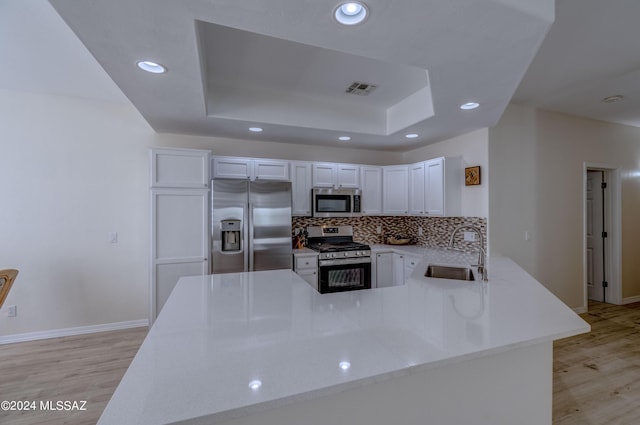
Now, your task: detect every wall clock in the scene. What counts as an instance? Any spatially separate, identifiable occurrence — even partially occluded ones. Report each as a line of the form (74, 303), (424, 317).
(465, 166), (481, 186)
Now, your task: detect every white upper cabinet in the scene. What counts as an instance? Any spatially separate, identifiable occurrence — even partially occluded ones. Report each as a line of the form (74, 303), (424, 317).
(336, 164), (360, 188)
(207, 154), (461, 217)
(360, 166), (383, 215)
(425, 157), (462, 216)
(382, 165), (409, 215)
(253, 159), (289, 181)
(312, 163), (360, 188)
(425, 158), (444, 215)
(212, 157), (252, 179)
(290, 161), (313, 216)
(312, 163), (336, 187)
(404, 157), (462, 217)
(212, 156), (289, 181)
(151, 148), (210, 188)
(408, 162), (426, 215)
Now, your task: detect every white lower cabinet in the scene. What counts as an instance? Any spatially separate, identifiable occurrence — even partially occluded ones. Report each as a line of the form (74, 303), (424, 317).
(293, 251), (319, 291)
(375, 251), (422, 287)
(393, 253), (405, 285)
(375, 252), (394, 288)
(403, 255), (422, 280)
(376, 252), (404, 288)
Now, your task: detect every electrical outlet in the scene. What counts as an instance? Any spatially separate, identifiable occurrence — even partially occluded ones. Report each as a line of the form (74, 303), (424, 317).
(7, 305), (17, 318)
(110, 232), (118, 244)
(376, 226), (382, 234)
(463, 231), (476, 242)
(418, 226), (423, 236)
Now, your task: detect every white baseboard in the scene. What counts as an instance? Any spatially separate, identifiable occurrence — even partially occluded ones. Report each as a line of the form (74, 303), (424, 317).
(622, 295), (640, 305)
(0, 319), (148, 345)
(573, 306), (588, 314)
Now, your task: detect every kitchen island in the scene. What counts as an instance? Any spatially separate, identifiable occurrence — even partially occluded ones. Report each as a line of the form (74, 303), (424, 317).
(99, 254), (589, 425)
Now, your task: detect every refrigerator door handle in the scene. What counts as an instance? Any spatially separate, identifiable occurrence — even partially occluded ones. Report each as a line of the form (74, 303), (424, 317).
(248, 202), (254, 271)
(242, 202), (249, 273)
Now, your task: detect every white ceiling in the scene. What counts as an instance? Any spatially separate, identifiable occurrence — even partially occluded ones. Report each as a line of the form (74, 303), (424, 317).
(512, 0), (640, 128)
(2, 1), (638, 151)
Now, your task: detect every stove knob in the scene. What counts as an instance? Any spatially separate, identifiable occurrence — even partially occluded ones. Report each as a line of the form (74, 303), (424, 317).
(357, 251), (363, 256)
(344, 252), (349, 257)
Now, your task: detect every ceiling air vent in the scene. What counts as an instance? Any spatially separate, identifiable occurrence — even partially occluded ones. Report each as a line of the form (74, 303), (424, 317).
(345, 81), (377, 96)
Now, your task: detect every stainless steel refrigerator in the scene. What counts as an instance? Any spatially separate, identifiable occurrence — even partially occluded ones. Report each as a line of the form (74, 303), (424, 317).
(211, 179), (292, 273)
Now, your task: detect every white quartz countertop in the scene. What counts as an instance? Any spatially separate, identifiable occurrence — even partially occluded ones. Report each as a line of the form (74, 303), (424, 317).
(98, 255), (589, 425)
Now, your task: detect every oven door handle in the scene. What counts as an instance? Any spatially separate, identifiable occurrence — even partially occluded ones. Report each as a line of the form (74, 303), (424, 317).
(319, 257), (371, 267)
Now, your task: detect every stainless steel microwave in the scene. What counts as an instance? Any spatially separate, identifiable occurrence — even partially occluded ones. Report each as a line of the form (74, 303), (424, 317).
(312, 188), (362, 218)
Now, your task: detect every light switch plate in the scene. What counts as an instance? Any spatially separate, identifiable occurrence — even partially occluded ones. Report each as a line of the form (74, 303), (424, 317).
(463, 231), (476, 242)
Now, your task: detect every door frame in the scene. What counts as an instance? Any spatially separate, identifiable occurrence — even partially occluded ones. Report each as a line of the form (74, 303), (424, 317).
(582, 162), (622, 308)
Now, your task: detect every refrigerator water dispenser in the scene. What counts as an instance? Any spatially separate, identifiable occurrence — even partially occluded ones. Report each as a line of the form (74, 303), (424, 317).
(220, 219), (241, 252)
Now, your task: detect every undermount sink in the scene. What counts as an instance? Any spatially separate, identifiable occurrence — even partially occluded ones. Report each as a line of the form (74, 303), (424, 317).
(425, 265), (475, 281)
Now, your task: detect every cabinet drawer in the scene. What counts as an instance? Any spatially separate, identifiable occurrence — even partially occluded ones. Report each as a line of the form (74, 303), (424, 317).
(295, 256), (318, 270)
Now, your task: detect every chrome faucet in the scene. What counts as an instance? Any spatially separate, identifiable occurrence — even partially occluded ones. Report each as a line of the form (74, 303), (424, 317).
(448, 225), (488, 281)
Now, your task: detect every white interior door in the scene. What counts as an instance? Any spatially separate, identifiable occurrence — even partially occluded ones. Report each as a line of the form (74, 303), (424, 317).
(586, 171), (604, 302)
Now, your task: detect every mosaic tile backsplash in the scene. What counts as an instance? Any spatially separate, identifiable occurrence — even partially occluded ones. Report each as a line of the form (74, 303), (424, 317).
(292, 216), (487, 253)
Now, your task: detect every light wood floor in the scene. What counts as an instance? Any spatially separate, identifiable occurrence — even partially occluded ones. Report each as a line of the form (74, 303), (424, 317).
(0, 327), (148, 425)
(1, 302), (639, 425)
(553, 301), (640, 425)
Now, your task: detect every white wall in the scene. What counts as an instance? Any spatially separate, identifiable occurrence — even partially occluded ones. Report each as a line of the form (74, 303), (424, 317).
(152, 134), (404, 165)
(489, 104), (640, 309)
(0, 88), (153, 337)
(402, 129), (489, 218)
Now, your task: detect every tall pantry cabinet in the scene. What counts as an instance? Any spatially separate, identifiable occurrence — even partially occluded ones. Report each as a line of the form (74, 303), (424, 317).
(150, 148), (210, 323)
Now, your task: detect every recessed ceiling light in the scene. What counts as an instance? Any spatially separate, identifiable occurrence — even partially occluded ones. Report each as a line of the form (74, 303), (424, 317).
(136, 60), (167, 74)
(405, 133), (419, 139)
(601, 95), (624, 104)
(334, 2), (369, 26)
(339, 136), (351, 141)
(248, 380), (262, 390)
(248, 127), (263, 132)
(460, 102), (480, 110)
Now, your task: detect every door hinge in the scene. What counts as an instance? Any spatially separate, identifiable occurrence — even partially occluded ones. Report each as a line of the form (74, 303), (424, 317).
(602, 281), (609, 288)
(601, 182), (607, 189)
(602, 231), (608, 238)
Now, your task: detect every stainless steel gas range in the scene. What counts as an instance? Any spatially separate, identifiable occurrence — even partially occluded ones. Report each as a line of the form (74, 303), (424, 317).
(306, 226), (371, 293)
